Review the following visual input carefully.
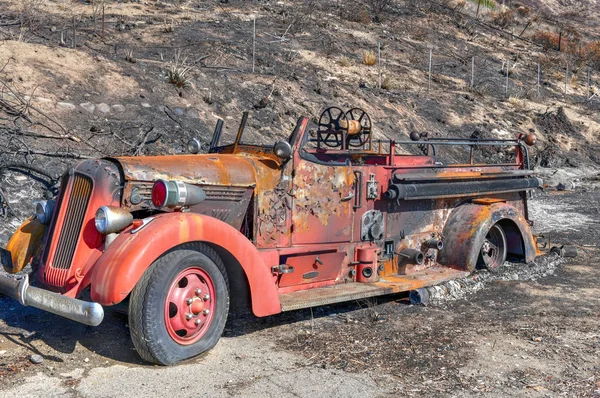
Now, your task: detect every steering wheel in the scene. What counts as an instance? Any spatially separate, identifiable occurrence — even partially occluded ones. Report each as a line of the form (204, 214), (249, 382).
(345, 108), (372, 148)
(317, 107), (347, 148)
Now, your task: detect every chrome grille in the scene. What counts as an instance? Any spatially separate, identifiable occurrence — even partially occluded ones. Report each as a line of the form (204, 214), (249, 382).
(52, 173), (93, 269)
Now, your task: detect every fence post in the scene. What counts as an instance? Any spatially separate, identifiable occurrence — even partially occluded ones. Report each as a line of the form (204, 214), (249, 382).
(101, 2), (105, 40)
(378, 41), (382, 89)
(252, 18), (256, 73)
(565, 64), (569, 95)
(537, 63), (541, 97)
(505, 60), (509, 97)
(72, 16), (76, 48)
(471, 56), (475, 91)
(428, 49), (433, 91)
(587, 66), (591, 99)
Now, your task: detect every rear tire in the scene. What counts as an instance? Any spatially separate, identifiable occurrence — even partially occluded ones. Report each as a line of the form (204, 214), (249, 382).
(477, 223), (507, 271)
(128, 243), (229, 365)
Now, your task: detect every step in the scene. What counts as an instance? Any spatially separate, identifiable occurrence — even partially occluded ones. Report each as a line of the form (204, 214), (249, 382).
(279, 267), (469, 312)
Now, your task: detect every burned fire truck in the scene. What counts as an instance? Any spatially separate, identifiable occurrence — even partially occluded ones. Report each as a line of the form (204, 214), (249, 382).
(0, 107), (542, 365)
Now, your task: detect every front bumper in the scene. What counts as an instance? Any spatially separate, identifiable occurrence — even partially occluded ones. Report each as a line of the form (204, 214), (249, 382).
(0, 272), (104, 327)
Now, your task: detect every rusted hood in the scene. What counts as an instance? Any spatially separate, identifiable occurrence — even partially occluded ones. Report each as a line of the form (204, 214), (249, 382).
(110, 154), (258, 187)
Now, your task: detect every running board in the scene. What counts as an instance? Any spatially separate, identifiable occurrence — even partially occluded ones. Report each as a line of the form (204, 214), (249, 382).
(279, 267), (469, 312)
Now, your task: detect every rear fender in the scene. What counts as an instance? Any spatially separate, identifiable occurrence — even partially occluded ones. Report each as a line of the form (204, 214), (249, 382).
(438, 203), (536, 271)
(89, 213), (280, 317)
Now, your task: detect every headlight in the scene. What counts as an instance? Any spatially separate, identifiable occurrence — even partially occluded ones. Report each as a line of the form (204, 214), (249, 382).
(35, 200), (55, 225)
(94, 206), (133, 234)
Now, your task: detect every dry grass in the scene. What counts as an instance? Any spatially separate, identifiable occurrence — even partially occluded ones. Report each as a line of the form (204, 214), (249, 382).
(508, 95), (522, 107)
(163, 18), (174, 33)
(125, 49), (136, 64)
(338, 56), (352, 67)
(166, 51), (193, 88)
(381, 75), (400, 90)
(362, 50), (377, 66)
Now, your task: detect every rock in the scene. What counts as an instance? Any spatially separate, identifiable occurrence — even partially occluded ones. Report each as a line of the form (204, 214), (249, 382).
(80, 102), (95, 113)
(141, 102), (151, 108)
(57, 102), (76, 110)
(0, 350), (6, 355)
(35, 97), (52, 104)
(173, 107), (185, 116)
(185, 107), (200, 118)
(84, 357), (90, 363)
(111, 104), (125, 113)
(29, 354), (44, 364)
(97, 103), (110, 113)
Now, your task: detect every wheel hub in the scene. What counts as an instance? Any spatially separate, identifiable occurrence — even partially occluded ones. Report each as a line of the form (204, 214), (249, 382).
(164, 267), (216, 345)
(190, 297), (205, 315)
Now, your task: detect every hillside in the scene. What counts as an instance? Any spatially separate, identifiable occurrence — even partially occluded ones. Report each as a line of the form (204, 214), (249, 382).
(0, 0), (599, 241)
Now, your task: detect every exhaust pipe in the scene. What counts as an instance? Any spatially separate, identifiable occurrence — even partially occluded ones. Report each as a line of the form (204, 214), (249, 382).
(0, 274), (103, 326)
(398, 249), (425, 265)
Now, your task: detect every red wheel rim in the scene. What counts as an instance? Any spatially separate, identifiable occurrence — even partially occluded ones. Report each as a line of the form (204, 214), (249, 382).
(164, 267), (216, 345)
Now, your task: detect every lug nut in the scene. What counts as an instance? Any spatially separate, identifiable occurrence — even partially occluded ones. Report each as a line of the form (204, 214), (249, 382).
(203, 294), (210, 301)
(186, 298), (193, 305)
(203, 309), (210, 315)
(195, 288), (202, 296)
(185, 313), (194, 321)
(194, 319), (201, 326)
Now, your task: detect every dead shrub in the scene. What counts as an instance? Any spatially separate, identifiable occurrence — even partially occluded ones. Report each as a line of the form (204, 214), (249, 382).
(362, 50), (377, 66)
(340, 3), (371, 25)
(490, 8), (515, 28)
(532, 30), (561, 50)
(585, 41), (600, 69)
(19, 0), (44, 29)
(450, 0), (467, 11)
(365, 0), (394, 22)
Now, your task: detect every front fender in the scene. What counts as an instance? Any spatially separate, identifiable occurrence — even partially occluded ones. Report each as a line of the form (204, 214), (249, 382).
(89, 213), (280, 317)
(438, 202), (537, 271)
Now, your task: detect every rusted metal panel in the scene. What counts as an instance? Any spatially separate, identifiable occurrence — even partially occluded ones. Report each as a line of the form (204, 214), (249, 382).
(438, 202), (537, 271)
(112, 155), (258, 187)
(278, 251), (346, 287)
(39, 159), (122, 295)
(279, 266), (469, 311)
(3, 217), (46, 274)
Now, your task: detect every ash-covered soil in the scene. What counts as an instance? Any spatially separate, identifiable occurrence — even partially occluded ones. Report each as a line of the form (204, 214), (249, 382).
(0, 189), (598, 397)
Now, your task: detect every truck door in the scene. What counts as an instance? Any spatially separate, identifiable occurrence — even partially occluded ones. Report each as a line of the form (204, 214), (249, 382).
(291, 158), (356, 245)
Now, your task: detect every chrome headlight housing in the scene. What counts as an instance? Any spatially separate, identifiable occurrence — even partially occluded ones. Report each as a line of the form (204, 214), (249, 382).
(95, 206), (133, 235)
(35, 200), (55, 225)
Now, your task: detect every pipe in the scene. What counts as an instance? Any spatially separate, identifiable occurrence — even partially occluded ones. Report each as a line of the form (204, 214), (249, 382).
(398, 249), (424, 265)
(0, 274), (104, 326)
(424, 239), (444, 250)
(409, 288), (430, 305)
(384, 177), (543, 201)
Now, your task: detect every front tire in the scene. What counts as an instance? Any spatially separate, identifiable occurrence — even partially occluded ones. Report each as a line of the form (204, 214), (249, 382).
(128, 243), (229, 365)
(477, 223), (507, 271)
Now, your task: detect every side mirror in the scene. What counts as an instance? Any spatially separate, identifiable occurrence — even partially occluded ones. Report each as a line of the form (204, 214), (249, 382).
(273, 140), (292, 160)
